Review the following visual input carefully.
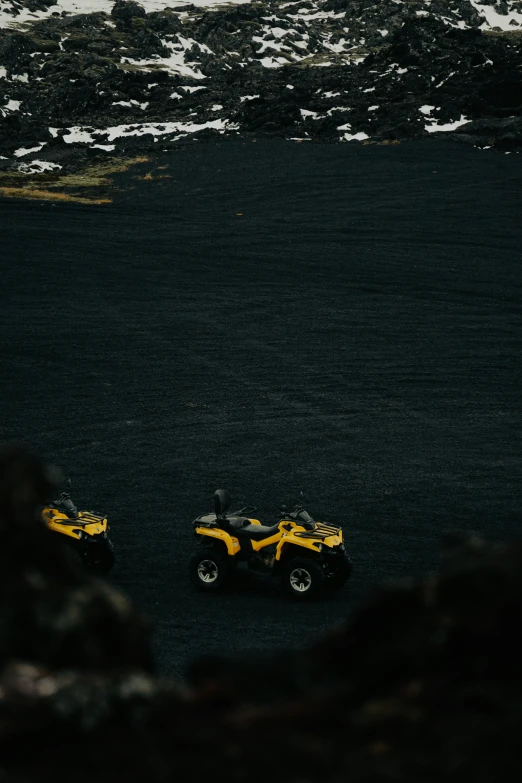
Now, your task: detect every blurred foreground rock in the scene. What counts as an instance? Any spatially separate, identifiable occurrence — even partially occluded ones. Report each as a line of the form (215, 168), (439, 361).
(1, 442), (522, 782)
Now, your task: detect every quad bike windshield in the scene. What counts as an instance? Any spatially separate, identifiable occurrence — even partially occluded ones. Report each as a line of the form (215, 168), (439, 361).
(296, 510), (315, 530)
(281, 506), (315, 530)
(51, 493), (78, 518)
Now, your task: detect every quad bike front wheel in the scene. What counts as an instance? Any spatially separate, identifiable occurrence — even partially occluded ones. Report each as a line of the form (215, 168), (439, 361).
(326, 555), (353, 591)
(61, 538), (115, 575)
(85, 538), (116, 574)
(281, 556), (325, 601)
(62, 541), (83, 570)
(190, 546), (230, 592)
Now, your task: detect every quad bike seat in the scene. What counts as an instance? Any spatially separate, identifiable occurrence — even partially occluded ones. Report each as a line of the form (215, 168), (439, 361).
(226, 517), (253, 530)
(238, 523), (281, 540)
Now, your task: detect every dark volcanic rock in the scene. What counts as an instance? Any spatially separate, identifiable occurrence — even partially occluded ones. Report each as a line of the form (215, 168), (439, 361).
(0, 1), (521, 169)
(112, 0), (147, 28)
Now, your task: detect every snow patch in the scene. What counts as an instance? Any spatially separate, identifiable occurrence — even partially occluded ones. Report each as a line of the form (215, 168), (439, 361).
(342, 131), (369, 141)
(54, 118), (238, 146)
(113, 100), (149, 109)
(287, 10), (346, 21)
(13, 143), (46, 157)
(425, 115), (470, 133)
(469, 0), (522, 31)
(260, 56), (292, 68)
(17, 159), (62, 173)
(327, 106), (351, 116)
(56, 127), (94, 143)
(121, 36), (211, 80)
(0, 1), (250, 30)
(1, 98), (20, 114)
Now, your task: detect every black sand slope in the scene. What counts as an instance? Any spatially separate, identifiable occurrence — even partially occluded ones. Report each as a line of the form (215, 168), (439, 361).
(1, 138), (521, 676)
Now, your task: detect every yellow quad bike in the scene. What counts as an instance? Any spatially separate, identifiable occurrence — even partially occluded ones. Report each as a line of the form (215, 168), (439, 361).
(190, 490), (353, 600)
(41, 491), (115, 574)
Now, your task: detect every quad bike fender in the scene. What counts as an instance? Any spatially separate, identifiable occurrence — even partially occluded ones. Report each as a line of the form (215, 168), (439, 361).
(42, 508), (108, 540)
(321, 532), (343, 547)
(274, 527), (343, 560)
(281, 528), (344, 549)
(44, 517), (107, 541)
(250, 532), (283, 552)
(46, 522), (83, 541)
(275, 535), (322, 561)
(195, 526), (240, 556)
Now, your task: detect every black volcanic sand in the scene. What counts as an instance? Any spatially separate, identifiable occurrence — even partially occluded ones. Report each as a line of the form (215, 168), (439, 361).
(1, 138), (521, 677)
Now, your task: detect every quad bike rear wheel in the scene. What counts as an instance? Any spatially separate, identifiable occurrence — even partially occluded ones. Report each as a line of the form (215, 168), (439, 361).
(281, 556), (325, 601)
(190, 546), (230, 592)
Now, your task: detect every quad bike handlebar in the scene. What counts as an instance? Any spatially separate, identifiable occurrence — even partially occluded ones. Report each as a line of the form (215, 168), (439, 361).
(279, 503), (305, 516)
(50, 491), (78, 518)
(278, 503), (315, 529)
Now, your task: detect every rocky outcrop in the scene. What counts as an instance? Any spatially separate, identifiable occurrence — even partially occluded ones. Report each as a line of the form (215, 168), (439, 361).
(0, 1), (521, 171)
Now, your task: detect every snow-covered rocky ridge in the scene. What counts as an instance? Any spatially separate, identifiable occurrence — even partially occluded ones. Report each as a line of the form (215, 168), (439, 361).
(1, 0), (521, 172)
